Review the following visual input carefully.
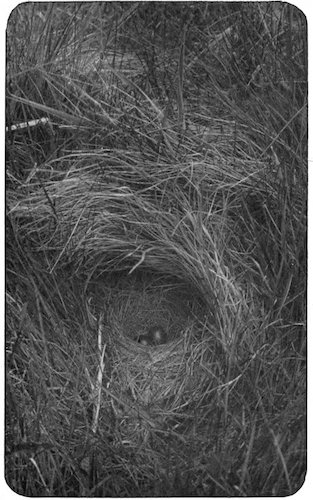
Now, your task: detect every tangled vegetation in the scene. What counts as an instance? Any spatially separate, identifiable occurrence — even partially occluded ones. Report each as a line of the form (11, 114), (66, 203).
(6, 2), (306, 496)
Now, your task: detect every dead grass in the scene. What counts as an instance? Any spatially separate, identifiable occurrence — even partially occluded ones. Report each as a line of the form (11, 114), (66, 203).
(6, 2), (306, 496)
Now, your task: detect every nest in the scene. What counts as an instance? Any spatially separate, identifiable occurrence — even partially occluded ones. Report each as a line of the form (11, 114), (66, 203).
(90, 273), (216, 445)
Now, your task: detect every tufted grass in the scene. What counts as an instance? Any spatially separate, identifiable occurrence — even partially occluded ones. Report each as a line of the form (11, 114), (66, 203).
(6, 2), (306, 496)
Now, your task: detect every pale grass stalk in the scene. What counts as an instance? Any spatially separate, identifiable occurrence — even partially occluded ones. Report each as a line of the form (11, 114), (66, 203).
(91, 313), (106, 434)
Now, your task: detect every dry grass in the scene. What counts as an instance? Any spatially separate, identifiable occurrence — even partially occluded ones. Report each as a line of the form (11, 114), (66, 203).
(6, 2), (306, 496)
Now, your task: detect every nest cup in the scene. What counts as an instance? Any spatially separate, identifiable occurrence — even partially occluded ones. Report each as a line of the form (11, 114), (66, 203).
(94, 272), (210, 438)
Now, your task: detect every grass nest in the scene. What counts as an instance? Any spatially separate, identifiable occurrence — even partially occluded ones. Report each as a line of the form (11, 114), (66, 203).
(104, 276), (208, 415)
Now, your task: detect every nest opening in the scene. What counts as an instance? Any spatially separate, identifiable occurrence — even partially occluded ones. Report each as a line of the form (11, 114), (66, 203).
(89, 269), (203, 346)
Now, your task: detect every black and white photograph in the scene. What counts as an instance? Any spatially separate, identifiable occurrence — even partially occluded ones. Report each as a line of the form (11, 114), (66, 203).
(5, 1), (307, 496)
